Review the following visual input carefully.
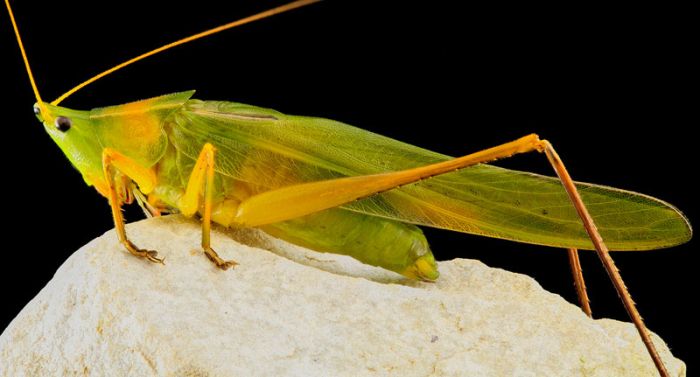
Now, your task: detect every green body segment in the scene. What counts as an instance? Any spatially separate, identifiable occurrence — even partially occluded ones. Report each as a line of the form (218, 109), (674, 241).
(35, 92), (692, 280)
(261, 208), (439, 280)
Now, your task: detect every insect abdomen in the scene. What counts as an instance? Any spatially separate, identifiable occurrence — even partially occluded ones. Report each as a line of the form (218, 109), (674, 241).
(261, 207), (439, 280)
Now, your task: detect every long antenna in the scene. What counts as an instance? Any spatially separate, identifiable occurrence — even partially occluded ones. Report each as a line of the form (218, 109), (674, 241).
(4, 0), (48, 116)
(51, 0), (321, 106)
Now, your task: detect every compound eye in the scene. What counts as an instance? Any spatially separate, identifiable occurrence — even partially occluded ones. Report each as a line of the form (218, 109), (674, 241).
(33, 105), (40, 115)
(55, 116), (72, 132)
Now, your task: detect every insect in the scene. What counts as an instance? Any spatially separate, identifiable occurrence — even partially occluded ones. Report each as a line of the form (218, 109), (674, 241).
(4, 1), (690, 376)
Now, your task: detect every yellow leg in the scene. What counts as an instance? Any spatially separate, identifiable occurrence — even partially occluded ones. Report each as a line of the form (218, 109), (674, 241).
(178, 143), (238, 270)
(234, 134), (543, 227)
(102, 148), (162, 264)
(230, 134), (667, 377)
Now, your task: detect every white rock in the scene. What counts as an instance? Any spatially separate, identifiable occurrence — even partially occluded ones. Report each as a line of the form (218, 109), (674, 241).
(0, 216), (685, 377)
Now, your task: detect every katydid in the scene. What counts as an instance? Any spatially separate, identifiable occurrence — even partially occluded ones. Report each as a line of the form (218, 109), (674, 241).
(4, 1), (690, 376)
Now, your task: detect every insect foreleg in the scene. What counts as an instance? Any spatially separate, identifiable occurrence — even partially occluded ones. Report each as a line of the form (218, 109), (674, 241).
(178, 143), (238, 270)
(102, 148), (163, 264)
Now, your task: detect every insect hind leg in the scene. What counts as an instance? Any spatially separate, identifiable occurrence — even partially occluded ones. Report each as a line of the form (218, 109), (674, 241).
(539, 139), (668, 377)
(567, 248), (592, 317)
(230, 133), (668, 376)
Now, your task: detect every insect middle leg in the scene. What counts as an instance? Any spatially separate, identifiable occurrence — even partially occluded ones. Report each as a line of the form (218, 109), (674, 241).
(102, 148), (163, 264)
(229, 134), (668, 377)
(178, 143), (238, 270)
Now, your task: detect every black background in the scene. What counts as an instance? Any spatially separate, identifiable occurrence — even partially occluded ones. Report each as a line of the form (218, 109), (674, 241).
(1, 0), (695, 370)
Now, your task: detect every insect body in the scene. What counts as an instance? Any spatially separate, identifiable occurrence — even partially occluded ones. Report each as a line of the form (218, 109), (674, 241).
(37, 93), (690, 279)
(5, 1), (690, 375)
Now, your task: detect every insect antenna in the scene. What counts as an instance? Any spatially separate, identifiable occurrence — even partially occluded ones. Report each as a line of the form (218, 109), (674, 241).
(4, 0), (49, 118)
(51, 0), (322, 106)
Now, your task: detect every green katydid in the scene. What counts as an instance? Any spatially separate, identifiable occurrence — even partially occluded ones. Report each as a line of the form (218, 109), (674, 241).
(4, 1), (690, 376)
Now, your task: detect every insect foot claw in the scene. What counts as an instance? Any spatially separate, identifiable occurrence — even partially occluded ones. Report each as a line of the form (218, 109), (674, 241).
(124, 240), (165, 265)
(203, 247), (238, 271)
(144, 250), (165, 265)
(217, 260), (238, 271)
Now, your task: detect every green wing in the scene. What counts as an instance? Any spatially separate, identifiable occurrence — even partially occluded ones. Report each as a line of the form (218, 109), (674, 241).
(168, 98), (692, 251)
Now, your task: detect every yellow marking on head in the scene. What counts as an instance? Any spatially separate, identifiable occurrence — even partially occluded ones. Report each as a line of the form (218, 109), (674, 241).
(4, 0), (50, 120)
(52, 0), (322, 105)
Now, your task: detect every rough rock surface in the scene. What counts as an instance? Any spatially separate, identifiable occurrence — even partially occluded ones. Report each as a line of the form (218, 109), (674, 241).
(0, 216), (685, 376)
